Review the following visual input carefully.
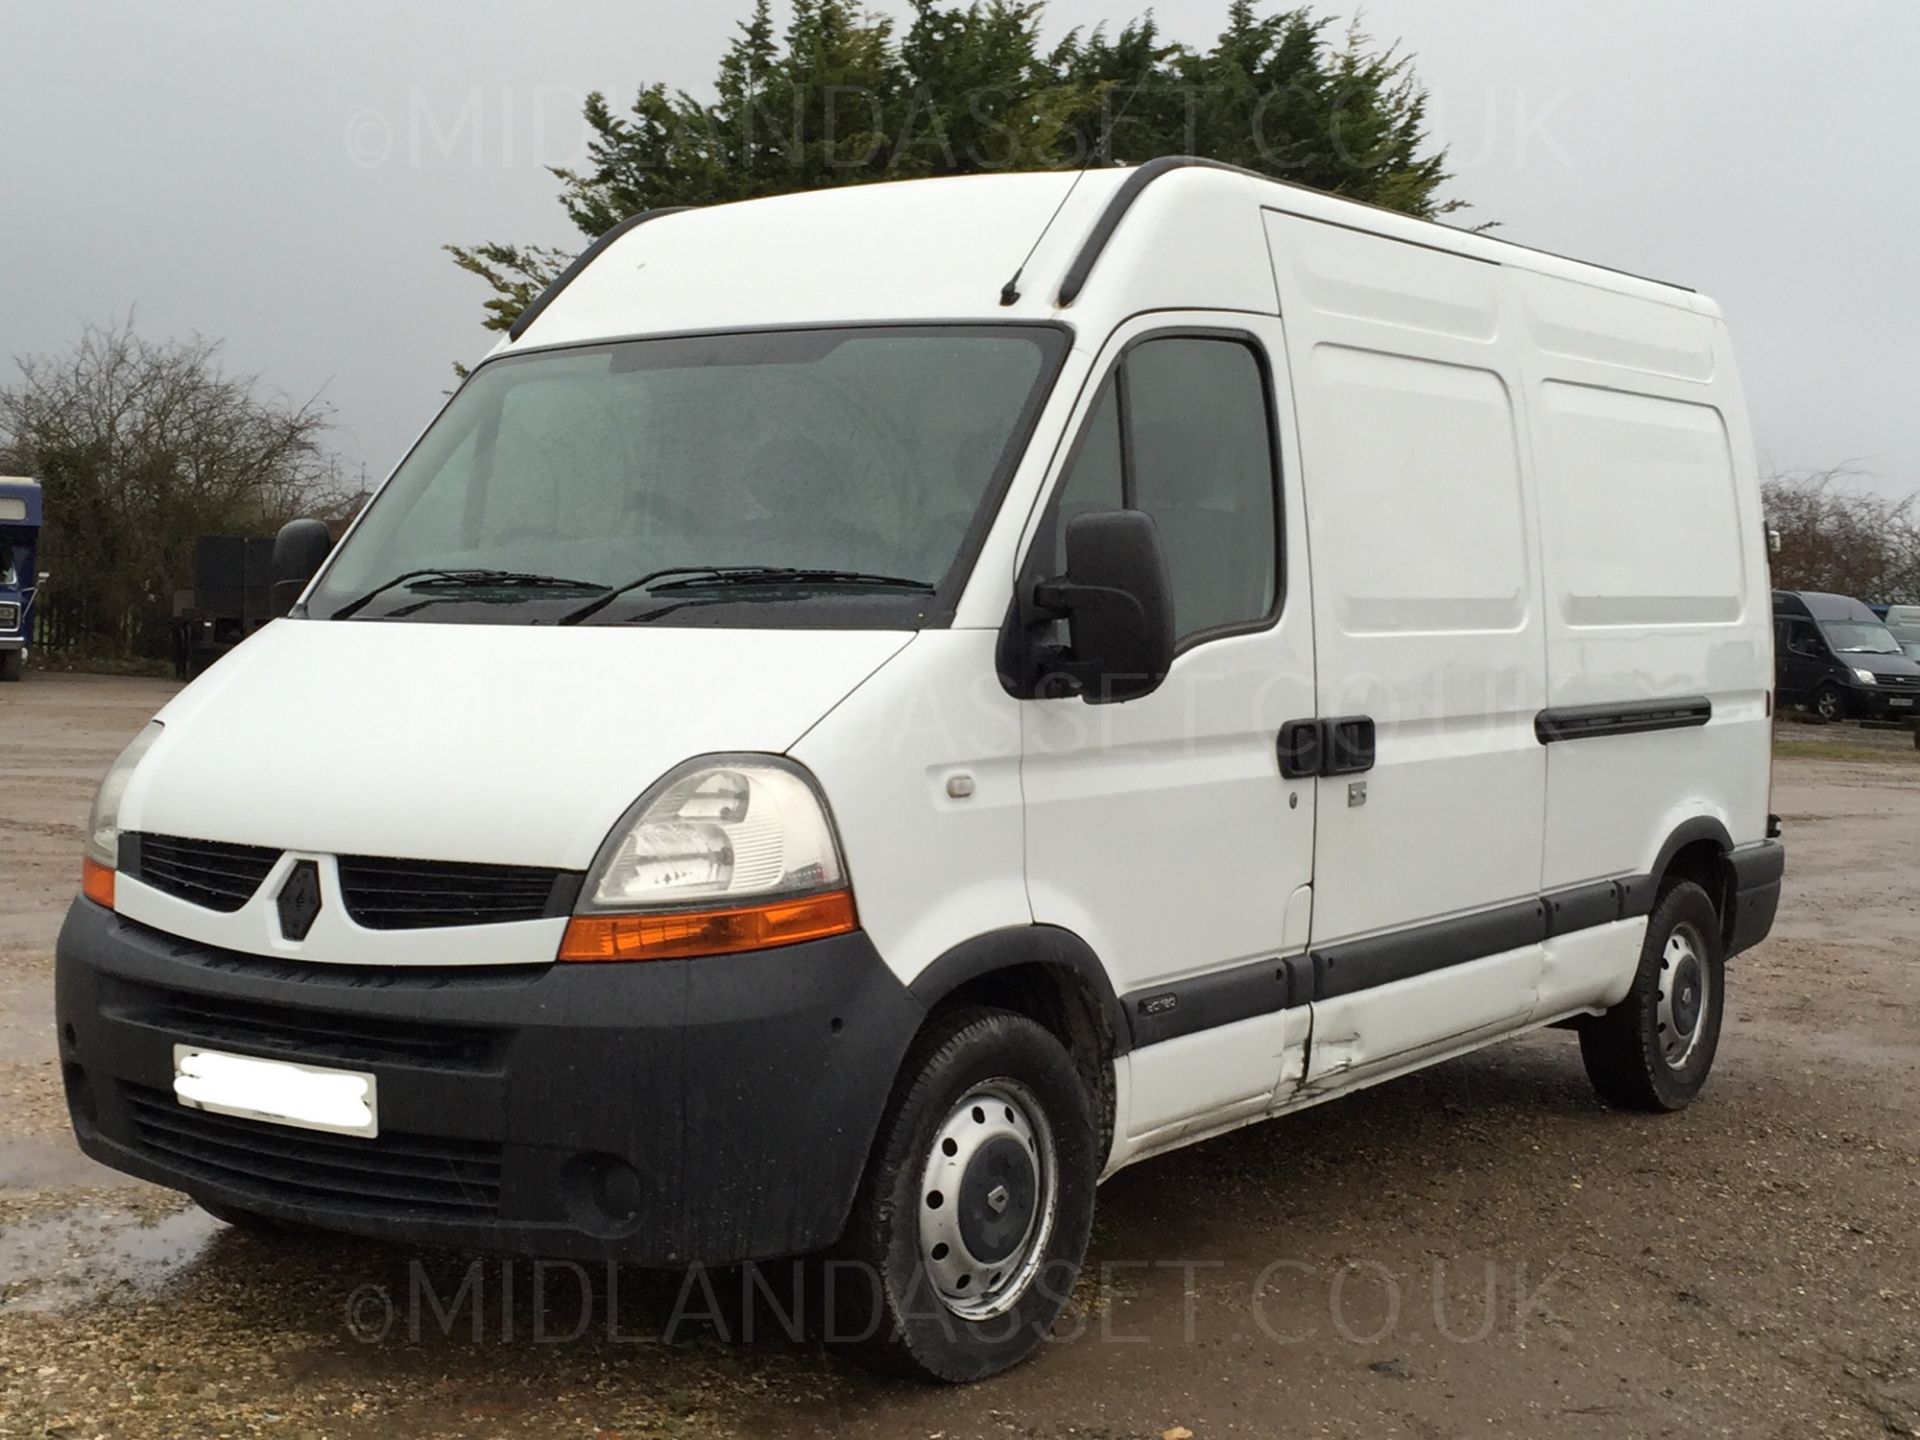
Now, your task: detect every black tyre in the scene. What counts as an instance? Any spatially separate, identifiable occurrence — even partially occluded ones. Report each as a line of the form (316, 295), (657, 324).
(1580, 880), (1725, 1112)
(0, 649), (22, 682)
(831, 1007), (1098, 1382)
(1813, 681), (1846, 723)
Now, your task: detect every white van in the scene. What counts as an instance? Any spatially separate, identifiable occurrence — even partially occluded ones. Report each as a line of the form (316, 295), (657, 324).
(58, 158), (1782, 1380)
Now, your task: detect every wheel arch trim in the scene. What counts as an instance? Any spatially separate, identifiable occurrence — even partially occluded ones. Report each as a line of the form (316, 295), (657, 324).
(907, 925), (1132, 1056)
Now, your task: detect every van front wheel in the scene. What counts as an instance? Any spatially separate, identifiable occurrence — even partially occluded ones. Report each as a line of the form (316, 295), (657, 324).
(830, 1008), (1098, 1382)
(1579, 880), (1725, 1112)
(1814, 681), (1846, 723)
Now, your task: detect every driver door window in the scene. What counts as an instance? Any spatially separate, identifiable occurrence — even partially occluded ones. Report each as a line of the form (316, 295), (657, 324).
(1048, 336), (1280, 648)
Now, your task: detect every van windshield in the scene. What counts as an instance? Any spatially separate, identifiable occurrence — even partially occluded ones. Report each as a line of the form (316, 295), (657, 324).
(308, 325), (1067, 627)
(1821, 620), (1902, 654)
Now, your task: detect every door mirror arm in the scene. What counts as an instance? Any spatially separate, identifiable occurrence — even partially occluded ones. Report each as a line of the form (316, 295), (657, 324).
(1026, 578), (1154, 700)
(1004, 510), (1176, 706)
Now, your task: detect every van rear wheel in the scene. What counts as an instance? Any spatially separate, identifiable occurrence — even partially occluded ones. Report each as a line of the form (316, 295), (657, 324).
(1579, 880), (1725, 1112)
(830, 1007), (1098, 1382)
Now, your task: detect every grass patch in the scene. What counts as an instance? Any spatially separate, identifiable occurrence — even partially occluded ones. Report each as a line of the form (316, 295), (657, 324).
(1774, 739), (1919, 764)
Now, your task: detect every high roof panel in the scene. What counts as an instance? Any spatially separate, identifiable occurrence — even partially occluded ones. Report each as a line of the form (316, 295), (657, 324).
(504, 160), (1712, 353)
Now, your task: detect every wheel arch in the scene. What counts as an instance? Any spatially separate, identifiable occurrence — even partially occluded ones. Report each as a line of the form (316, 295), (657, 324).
(1647, 815), (1737, 943)
(908, 926), (1128, 1161)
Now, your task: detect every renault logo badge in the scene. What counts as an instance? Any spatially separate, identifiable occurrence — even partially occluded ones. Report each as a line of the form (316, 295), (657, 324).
(276, 860), (323, 941)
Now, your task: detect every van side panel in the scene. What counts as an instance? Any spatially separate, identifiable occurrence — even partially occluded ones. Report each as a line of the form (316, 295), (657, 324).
(1517, 273), (1772, 897)
(1265, 213), (1549, 942)
(1264, 210), (1549, 1082)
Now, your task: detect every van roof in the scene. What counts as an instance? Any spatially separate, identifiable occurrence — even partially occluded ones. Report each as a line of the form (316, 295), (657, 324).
(504, 158), (1719, 353)
(1775, 590), (1881, 622)
(0, 477), (41, 529)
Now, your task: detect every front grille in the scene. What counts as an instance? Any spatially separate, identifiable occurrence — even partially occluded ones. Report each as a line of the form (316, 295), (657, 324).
(103, 978), (502, 1070)
(129, 834), (281, 913)
(337, 855), (575, 930)
(124, 1085), (502, 1216)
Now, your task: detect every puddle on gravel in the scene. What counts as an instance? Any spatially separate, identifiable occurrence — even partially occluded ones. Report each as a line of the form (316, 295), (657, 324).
(0, 1205), (220, 1313)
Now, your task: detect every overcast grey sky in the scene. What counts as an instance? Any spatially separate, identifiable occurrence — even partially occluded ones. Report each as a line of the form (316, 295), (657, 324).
(3, 0), (1914, 497)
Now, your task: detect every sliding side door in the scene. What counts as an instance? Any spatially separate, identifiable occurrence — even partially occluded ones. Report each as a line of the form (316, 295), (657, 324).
(1264, 210), (1549, 1089)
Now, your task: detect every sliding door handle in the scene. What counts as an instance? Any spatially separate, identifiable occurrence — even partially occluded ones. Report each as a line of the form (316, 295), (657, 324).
(1323, 716), (1376, 776)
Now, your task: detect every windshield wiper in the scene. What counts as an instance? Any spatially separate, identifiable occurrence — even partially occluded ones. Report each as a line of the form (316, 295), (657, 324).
(651, 567), (934, 593)
(559, 567), (932, 626)
(329, 569), (601, 621)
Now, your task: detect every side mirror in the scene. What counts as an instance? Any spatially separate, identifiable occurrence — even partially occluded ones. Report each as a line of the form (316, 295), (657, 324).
(272, 518), (334, 615)
(1032, 510), (1176, 705)
(1768, 527), (1783, 557)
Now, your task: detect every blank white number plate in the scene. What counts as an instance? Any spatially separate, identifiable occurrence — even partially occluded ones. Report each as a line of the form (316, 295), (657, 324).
(172, 1045), (379, 1138)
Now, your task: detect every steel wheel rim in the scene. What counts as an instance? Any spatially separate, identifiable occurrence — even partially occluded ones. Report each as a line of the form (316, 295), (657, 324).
(1657, 922), (1712, 1069)
(916, 1080), (1058, 1321)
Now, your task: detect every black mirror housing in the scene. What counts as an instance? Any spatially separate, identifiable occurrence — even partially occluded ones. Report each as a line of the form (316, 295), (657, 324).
(1031, 509), (1176, 705)
(272, 518), (333, 616)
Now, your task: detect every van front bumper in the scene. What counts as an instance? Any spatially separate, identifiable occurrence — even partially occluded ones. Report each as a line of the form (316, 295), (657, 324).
(54, 898), (923, 1266)
(1845, 682), (1920, 720)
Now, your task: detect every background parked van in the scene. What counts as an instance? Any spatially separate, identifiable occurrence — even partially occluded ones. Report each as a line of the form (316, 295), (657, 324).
(1882, 603), (1920, 662)
(57, 158), (1782, 1381)
(1774, 590), (1920, 721)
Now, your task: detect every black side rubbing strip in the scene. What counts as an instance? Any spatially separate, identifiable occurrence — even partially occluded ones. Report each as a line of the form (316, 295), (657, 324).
(1543, 880), (1623, 938)
(1122, 955), (1294, 1049)
(1535, 697), (1712, 744)
(1311, 899), (1547, 1003)
(506, 207), (694, 342)
(1114, 816), (1771, 1051)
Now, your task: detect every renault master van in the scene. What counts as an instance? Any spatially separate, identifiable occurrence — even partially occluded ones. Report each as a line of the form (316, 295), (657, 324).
(56, 158), (1783, 1381)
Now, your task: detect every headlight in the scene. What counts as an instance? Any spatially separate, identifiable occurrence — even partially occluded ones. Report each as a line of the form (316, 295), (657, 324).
(82, 720), (163, 905)
(1854, 668), (1879, 685)
(560, 756), (856, 962)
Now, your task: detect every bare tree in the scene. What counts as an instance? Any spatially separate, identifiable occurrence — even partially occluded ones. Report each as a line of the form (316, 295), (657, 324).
(0, 317), (345, 656)
(1761, 466), (1920, 604)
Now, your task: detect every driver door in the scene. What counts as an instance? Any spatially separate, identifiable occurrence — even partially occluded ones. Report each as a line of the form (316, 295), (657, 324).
(1018, 317), (1316, 1146)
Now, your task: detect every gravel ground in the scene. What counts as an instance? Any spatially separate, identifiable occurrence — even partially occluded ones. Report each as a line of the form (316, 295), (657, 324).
(2, 673), (1917, 1438)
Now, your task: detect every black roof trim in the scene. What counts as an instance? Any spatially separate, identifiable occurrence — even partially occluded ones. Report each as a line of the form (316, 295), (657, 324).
(1055, 154), (1694, 309)
(506, 207), (694, 342)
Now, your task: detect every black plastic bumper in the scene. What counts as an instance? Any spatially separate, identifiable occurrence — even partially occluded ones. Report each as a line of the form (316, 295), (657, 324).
(55, 898), (924, 1266)
(1844, 684), (1920, 720)
(1725, 840), (1784, 959)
